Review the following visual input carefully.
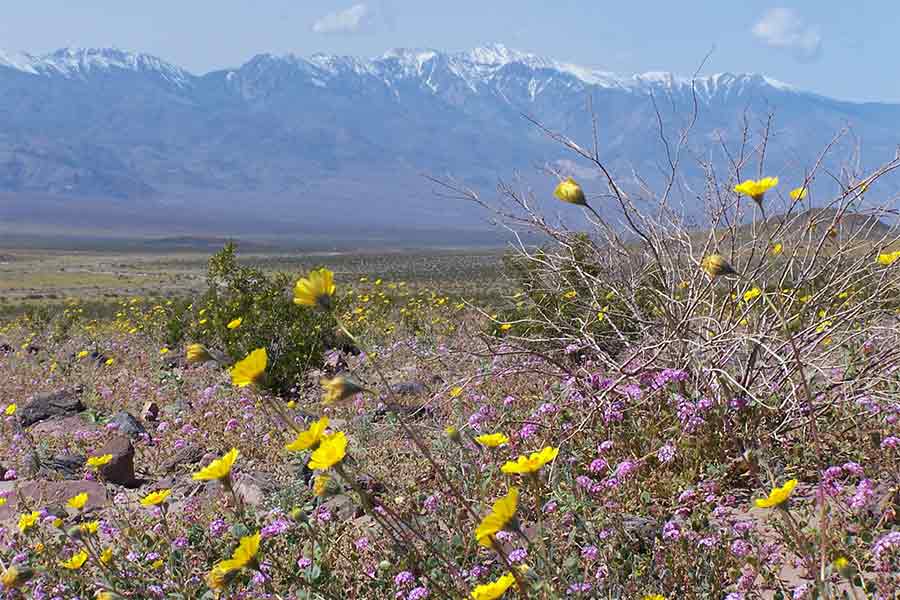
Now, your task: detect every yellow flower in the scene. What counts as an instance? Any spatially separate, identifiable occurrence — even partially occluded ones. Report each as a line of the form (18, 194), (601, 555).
(445, 426), (461, 442)
(320, 376), (365, 406)
(562, 290), (578, 299)
(643, 595), (667, 600)
(743, 287), (762, 302)
(77, 350), (89, 358)
(499, 323), (513, 331)
(307, 432), (348, 471)
(67, 492), (89, 510)
(104, 358), (115, 366)
(701, 254), (739, 278)
(230, 348), (267, 388)
(449, 386), (463, 398)
(293, 268), (336, 310)
(229, 532), (261, 569)
(475, 487), (518, 547)
(286, 400), (297, 409)
(501, 447), (560, 475)
(0, 497), (6, 507)
(80, 520), (99, 535)
(96, 591), (120, 600)
(0, 566), (33, 589)
(4, 403), (16, 416)
(877, 250), (900, 266)
(151, 559), (164, 569)
(140, 489), (172, 507)
(834, 556), (849, 570)
(193, 448), (239, 481)
(313, 475), (330, 497)
(771, 242), (783, 256)
(554, 177), (587, 206)
(227, 317), (243, 330)
(159, 347), (170, 355)
(87, 454), (113, 469)
(755, 479), (798, 508)
(205, 563), (237, 590)
(471, 572), (516, 600)
(60, 549), (89, 570)
(100, 547), (114, 565)
(285, 416), (329, 452)
(734, 177), (778, 202)
(186, 343), (212, 364)
(475, 433), (510, 448)
(789, 187), (808, 200)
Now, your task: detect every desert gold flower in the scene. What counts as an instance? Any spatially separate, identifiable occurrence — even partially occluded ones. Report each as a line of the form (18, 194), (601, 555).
(0, 497), (6, 507)
(471, 572), (516, 600)
(193, 448), (239, 481)
(475, 433), (510, 448)
(0, 566), (33, 589)
(449, 386), (463, 398)
(285, 416), (329, 452)
(734, 177), (778, 202)
(643, 596), (666, 600)
(771, 242), (783, 256)
(67, 492), (89, 510)
(60, 549), (89, 570)
(293, 268), (336, 310)
(701, 254), (739, 278)
(87, 454), (113, 469)
(320, 376), (365, 406)
(313, 475), (330, 497)
(755, 479), (798, 508)
(159, 347), (170, 355)
(4, 403), (16, 416)
(227, 317), (243, 330)
(205, 563), (237, 590)
(96, 591), (121, 600)
(80, 520), (99, 535)
(77, 350), (89, 358)
(789, 187), (808, 200)
(307, 432), (348, 471)
(229, 532), (261, 569)
(104, 358), (115, 366)
(475, 487), (518, 547)
(186, 343), (212, 364)
(100, 547), (114, 565)
(151, 559), (164, 569)
(743, 287), (762, 302)
(445, 426), (461, 442)
(501, 447), (560, 475)
(554, 177), (587, 206)
(18, 511), (40, 533)
(140, 489), (172, 507)
(834, 556), (849, 570)
(877, 250), (900, 266)
(230, 348), (267, 388)
(499, 323), (513, 331)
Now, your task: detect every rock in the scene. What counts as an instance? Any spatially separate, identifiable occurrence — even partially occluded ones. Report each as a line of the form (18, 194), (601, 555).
(390, 381), (429, 397)
(322, 494), (363, 520)
(391, 381), (428, 396)
(0, 480), (108, 522)
(372, 403), (432, 421)
(109, 411), (148, 440)
(30, 414), (101, 440)
(32, 454), (87, 479)
(95, 436), (136, 487)
(141, 401), (160, 422)
(234, 474), (271, 509)
(161, 443), (205, 474)
(355, 474), (385, 496)
(18, 387), (85, 428)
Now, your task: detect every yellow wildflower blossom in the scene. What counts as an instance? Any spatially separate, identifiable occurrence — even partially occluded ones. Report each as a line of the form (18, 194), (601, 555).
(475, 487), (518, 547)
(285, 417), (329, 452)
(67, 492), (89, 510)
(501, 447), (560, 475)
(230, 348), (267, 388)
(139, 489), (172, 507)
(193, 448), (239, 482)
(471, 572), (516, 600)
(755, 479), (798, 508)
(475, 433), (510, 448)
(553, 177), (587, 206)
(60, 549), (89, 570)
(307, 432), (348, 471)
(293, 268), (336, 310)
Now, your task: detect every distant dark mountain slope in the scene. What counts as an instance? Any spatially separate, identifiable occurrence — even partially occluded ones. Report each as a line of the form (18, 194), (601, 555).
(0, 44), (898, 236)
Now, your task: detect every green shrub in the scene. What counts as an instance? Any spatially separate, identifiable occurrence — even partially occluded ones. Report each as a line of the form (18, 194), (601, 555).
(186, 243), (337, 394)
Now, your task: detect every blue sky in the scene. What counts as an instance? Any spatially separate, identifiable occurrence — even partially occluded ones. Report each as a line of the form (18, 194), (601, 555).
(1, 1), (896, 102)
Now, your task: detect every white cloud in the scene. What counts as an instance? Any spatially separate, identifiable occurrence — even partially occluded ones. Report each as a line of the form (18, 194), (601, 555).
(312, 4), (372, 34)
(751, 8), (822, 62)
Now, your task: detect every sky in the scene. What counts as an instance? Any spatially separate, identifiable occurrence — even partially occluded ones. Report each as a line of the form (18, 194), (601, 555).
(0, 1), (896, 102)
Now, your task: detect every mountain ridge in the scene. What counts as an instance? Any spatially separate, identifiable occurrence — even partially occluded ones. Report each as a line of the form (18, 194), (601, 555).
(1, 43), (898, 239)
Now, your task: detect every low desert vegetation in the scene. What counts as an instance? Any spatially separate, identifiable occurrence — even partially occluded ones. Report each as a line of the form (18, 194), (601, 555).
(1, 109), (899, 600)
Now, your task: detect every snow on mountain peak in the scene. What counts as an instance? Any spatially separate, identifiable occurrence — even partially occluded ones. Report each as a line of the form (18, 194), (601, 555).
(0, 47), (191, 86)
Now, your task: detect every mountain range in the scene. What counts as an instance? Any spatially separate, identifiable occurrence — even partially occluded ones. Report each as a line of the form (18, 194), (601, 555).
(1, 43), (898, 244)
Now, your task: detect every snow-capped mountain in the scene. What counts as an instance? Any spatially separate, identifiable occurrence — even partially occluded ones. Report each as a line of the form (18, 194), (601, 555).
(0, 43), (897, 237)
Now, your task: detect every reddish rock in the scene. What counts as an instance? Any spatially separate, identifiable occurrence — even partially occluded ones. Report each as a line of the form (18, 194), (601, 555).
(30, 414), (101, 440)
(0, 479), (108, 522)
(95, 436), (136, 487)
